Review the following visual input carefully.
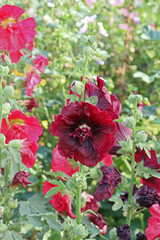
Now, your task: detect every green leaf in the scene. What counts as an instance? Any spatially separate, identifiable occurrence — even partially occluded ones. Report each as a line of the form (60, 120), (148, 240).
(43, 216), (62, 231)
(82, 216), (100, 237)
(45, 186), (63, 198)
(141, 25), (160, 41)
(3, 231), (23, 240)
(136, 161), (160, 179)
(133, 71), (150, 83)
(19, 194), (48, 216)
(28, 216), (42, 227)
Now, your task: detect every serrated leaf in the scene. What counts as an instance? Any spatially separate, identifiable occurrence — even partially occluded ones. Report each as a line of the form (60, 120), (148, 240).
(19, 194), (48, 216)
(45, 186), (63, 198)
(43, 216), (62, 231)
(28, 216), (42, 227)
(82, 216), (100, 237)
(3, 231), (23, 240)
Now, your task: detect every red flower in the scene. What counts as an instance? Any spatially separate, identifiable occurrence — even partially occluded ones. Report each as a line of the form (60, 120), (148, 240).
(102, 154), (113, 166)
(146, 204), (160, 240)
(50, 101), (116, 166)
(43, 181), (76, 218)
(24, 98), (39, 112)
(94, 165), (121, 201)
(135, 149), (160, 193)
(51, 145), (79, 177)
(81, 191), (99, 213)
(33, 54), (49, 73)
(20, 139), (39, 168)
(85, 76), (121, 120)
(10, 170), (31, 187)
(1, 109), (43, 142)
(88, 213), (107, 234)
(25, 71), (42, 96)
(0, 5), (36, 63)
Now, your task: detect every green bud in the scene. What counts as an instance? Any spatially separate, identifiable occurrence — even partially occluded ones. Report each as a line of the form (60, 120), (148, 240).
(8, 199), (18, 209)
(88, 36), (97, 49)
(3, 86), (14, 98)
(80, 36), (87, 45)
(128, 94), (142, 104)
(72, 172), (87, 190)
(3, 66), (9, 74)
(90, 167), (99, 178)
(135, 131), (147, 143)
(125, 117), (135, 129)
(2, 103), (11, 115)
(76, 59), (84, 71)
(83, 46), (93, 57)
(71, 81), (84, 95)
(136, 109), (143, 121)
(0, 134), (6, 146)
(62, 217), (76, 232)
(66, 180), (76, 193)
(0, 222), (7, 234)
(5, 56), (12, 65)
(72, 224), (88, 238)
(9, 139), (23, 149)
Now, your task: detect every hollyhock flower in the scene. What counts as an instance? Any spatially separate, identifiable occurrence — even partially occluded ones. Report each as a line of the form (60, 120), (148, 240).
(25, 70), (42, 96)
(20, 139), (39, 168)
(146, 204), (160, 240)
(109, 122), (132, 155)
(135, 185), (160, 208)
(94, 165), (121, 201)
(79, 15), (96, 34)
(50, 101), (116, 166)
(10, 170), (31, 187)
(1, 109), (43, 142)
(33, 54), (49, 74)
(102, 154), (113, 166)
(0, 5), (36, 63)
(120, 184), (138, 202)
(88, 213), (107, 234)
(25, 98), (39, 112)
(85, 0), (96, 8)
(81, 192), (99, 212)
(108, 0), (124, 7)
(97, 22), (109, 37)
(136, 232), (147, 240)
(117, 224), (131, 240)
(96, 58), (104, 65)
(43, 181), (76, 218)
(135, 149), (160, 193)
(119, 24), (134, 31)
(84, 76), (121, 120)
(51, 145), (79, 177)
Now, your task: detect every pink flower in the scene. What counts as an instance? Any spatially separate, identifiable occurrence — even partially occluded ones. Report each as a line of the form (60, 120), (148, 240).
(25, 70), (42, 96)
(51, 145), (79, 177)
(119, 24), (134, 31)
(85, 0), (96, 8)
(97, 22), (109, 37)
(81, 191), (99, 212)
(43, 181), (76, 218)
(108, 0), (124, 7)
(0, 5), (36, 63)
(146, 204), (160, 240)
(33, 54), (49, 74)
(79, 15), (96, 34)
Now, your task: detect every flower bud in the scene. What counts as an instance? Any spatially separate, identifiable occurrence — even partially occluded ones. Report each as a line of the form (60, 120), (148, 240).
(83, 46), (93, 57)
(0, 134), (6, 146)
(3, 86), (14, 98)
(135, 131), (147, 143)
(90, 167), (99, 178)
(136, 109), (143, 121)
(117, 224), (132, 240)
(72, 224), (88, 238)
(5, 55), (12, 65)
(88, 36), (97, 49)
(125, 117), (135, 129)
(0, 221), (7, 234)
(8, 199), (18, 209)
(128, 94), (142, 104)
(2, 103), (11, 115)
(72, 172), (87, 190)
(76, 59), (84, 70)
(80, 36), (87, 45)
(3, 66), (9, 74)
(71, 81), (84, 95)
(9, 139), (23, 149)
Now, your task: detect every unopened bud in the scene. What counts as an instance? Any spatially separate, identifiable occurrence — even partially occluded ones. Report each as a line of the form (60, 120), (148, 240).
(5, 56), (12, 65)
(135, 131), (147, 143)
(2, 103), (11, 115)
(3, 86), (14, 98)
(83, 46), (93, 57)
(80, 36), (87, 45)
(3, 66), (9, 74)
(71, 81), (84, 95)
(88, 36), (97, 49)
(76, 59), (84, 70)
(136, 109), (143, 121)
(72, 224), (88, 238)
(125, 117), (135, 129)
(0, 134), (6, 146)
(128, 94), (142, 104)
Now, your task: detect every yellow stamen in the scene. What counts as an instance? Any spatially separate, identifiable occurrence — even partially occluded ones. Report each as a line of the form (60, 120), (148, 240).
(1, 18), (17, 28)
(10, 119), (24, 126)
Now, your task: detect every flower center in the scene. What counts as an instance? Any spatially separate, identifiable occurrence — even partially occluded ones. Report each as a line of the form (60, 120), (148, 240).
(70, 124), (92, 145)
(10, 119), (24, 126)
(1, 18), (17, 28)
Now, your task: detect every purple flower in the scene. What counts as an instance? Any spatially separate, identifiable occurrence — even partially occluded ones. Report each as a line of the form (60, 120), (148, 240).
(94, 165), (121, 201)
(117, 224), (131, 240)
(136, 232), (147, 240)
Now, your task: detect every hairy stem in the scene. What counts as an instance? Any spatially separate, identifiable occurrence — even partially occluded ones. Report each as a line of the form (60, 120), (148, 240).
(81, 57), (88, 102)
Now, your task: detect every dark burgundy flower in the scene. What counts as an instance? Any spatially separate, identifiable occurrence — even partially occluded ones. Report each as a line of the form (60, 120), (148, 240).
(81, 191), (99, 212)
(136, 185), (160, 208)
(117, 224), (131, 240)
(25, 98), (39, 112)
(85, 76), (121, 120)
(10, 170), (31, 187)
(135, 149), (160, 193)
(120, 184), (138, 202)
(94, 165), (121, 201)
(88, 213), (107, 234)
(109, 122), (132, 155)
(50, 101), (116, 166)
(136, 232), (147, 240)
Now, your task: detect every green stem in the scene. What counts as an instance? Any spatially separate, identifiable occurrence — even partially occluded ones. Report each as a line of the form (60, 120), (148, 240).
(126, 102), (137, 226)
(81, 57), (88, 102)
(76, 163), (83, 225)
(100, 234), (110, 240)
